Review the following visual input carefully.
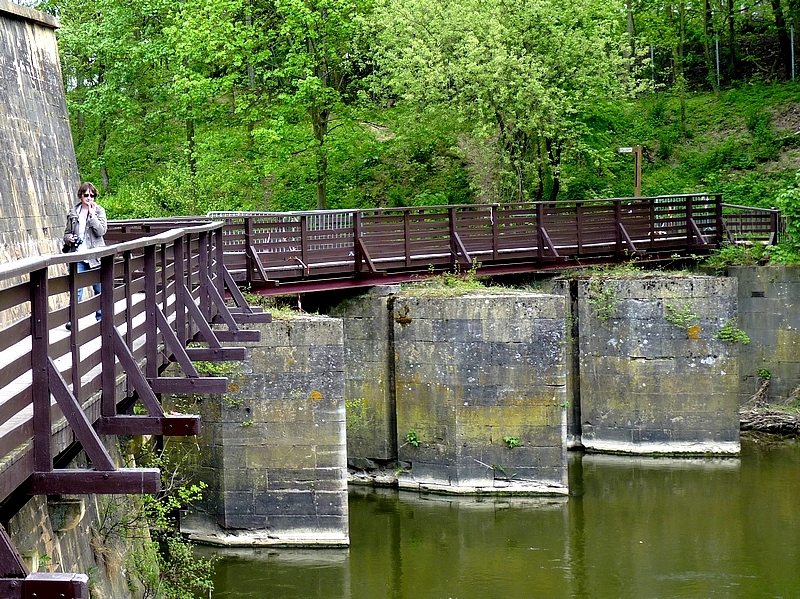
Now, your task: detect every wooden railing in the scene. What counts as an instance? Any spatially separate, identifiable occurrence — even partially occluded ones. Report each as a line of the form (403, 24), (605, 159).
(0, 221), (269, 597)
(208, 194), (728, 292)
(106, 195), (782, 297)
(721, 204), (783, 245)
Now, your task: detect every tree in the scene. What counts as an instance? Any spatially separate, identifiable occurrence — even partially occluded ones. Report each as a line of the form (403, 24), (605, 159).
(41, 0), (176, 192)
(372, 0), (641, 202)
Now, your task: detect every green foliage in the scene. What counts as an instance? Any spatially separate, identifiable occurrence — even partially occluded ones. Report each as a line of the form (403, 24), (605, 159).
(758, 368), (772, 381)
(716, 319), (751, 344)
(586, 279), (619, 322)
(405, 429), (419, 447)
(157, 537), (215, 599)
(402, 260), (488, 296)
(502, 436), (520, 449)
(703, 242), (769, 273)
(373, 0), (640, 202)
(771, 171), (800, 262)
(664, 304), (700, 330)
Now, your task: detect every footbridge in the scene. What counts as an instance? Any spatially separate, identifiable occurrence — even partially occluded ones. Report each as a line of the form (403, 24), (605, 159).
(0, 195), (781, 596)
(0, 221), (270, 597)
(206, 195), (780, 294)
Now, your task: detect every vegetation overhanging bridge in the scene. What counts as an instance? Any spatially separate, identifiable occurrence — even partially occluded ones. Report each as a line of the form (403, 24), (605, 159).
(0, 221), (270, 598)
(112, 194), (782, 296)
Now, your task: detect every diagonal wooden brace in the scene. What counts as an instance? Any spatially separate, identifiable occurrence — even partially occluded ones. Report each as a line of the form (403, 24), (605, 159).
(47, 359), (115, 471)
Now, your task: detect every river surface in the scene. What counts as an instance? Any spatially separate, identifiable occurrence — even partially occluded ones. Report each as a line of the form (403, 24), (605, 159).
(202, 436), (800, 599)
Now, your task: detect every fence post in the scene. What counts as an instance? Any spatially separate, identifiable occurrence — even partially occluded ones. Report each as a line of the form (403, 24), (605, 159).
(449, 207), (457, 268)
(354, 211), (362, 275)
(30, 267), (51, 473)
(536, 203), (544, 259)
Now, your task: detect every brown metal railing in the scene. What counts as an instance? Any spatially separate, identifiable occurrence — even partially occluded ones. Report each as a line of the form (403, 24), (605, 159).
(207, 194), (733, 293)
(0, 220), (269, 596)
(721, 204), (784, 245)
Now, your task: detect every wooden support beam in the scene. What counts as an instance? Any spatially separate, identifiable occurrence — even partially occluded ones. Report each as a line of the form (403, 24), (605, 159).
(24, 469), (161, 495)
(451, 231), (472, 267)
(617, 222), (644, 256)
(96, 416), (200, 436)
(229, 312), (272, 324)
(185, 347), (247, 361)
(47, 359), (115, 472)
(0, 573), (90, 599)
(207, 330), (261, 343)
(356, 237), (381, 274)
(0, 527), (26, 578)
(148, 377), (229, 394)
(539, 227), (562, 259)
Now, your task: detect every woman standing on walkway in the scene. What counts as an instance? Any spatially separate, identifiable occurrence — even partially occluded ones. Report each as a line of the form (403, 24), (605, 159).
(63, 182), (107, 326)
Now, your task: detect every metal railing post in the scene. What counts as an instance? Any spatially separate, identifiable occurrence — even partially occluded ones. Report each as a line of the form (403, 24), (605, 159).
(30, 267), (50, 473)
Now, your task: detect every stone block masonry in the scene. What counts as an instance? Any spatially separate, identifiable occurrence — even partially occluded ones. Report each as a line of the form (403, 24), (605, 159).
(330, 286), (398, 467)
(729, 266), (800, 405)
(391, 293), (568, 495)
(577, 275), (740, 455)
(0, 2), (79, 273)
(182, 316), (350, 546)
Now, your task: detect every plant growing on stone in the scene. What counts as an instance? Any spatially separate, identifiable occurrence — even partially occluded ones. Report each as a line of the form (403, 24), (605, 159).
(664, 304), (700, 331)
(502, 436), (520, 449)
(716, 319), (750, 344)
(586, 278), (618, 322)
(345, 397), (369, 431)
(405, 429), (420, 447)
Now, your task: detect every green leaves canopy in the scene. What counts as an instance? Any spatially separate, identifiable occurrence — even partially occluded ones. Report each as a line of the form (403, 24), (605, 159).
(373, 0), (641, 201)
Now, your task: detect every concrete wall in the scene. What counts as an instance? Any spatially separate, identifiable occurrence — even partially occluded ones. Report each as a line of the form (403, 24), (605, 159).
(729, 266), (800, 404)
(0, 1), (78, 266)
(391, 293), (568, 494)
(182, 317), (350, 546)
(576, 275), (741, 455)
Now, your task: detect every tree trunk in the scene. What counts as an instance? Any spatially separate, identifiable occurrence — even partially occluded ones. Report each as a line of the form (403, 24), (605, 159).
(311, 105), (329, 210)
(98, 120), (109, 192)
(186, 118), (196, 176)
(771, 0), (792, 79)
(727, 0), (738, 81)
(545, 138), (561, 202)
(703, 0), (719, 93)
(674, 3), (688, 138)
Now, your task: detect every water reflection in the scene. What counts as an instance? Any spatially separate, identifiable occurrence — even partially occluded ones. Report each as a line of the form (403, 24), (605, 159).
(202, 438), (800, 599)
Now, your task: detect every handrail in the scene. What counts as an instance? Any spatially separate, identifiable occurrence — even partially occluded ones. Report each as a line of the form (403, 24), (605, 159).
(212, 194), (742, 293)
(0, 220), (271, 594)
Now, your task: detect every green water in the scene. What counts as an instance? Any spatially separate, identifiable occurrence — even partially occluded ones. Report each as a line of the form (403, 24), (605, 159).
(204, 437), (800, 598)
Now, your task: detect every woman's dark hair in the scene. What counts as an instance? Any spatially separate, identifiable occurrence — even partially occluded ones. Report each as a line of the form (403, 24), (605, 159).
(77, 182), (98, 199)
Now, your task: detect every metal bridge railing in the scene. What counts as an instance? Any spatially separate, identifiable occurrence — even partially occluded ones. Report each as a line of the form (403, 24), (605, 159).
(0, 220), (270, 597)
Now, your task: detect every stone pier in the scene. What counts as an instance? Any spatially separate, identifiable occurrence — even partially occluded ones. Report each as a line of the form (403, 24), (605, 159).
(390, 292), (568, 494)
(573, 275), (741, 455)
(182, 316), (350, 546)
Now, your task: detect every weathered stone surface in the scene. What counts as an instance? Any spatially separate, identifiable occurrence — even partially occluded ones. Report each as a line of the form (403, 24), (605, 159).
(182, 316), (350, 546)
(331, 293), (397, 463)
(0, 3), (79, 325)
(577, 275), (740, 455)
(392, 293), (568, 495)
(729, 266), (800, 405)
